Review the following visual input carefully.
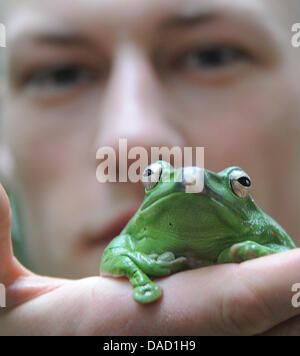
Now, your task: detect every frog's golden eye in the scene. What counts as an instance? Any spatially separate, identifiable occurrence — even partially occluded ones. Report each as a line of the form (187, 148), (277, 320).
(230, 170), (251, 198)
(142, 163), (162, 191)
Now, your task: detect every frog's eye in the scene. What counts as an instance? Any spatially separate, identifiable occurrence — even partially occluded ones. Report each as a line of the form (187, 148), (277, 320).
(142, 163), (162, 191)
(230, 170), (251, 198)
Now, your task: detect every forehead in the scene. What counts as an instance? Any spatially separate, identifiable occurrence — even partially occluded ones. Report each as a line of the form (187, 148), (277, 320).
(4, 0), (286, 36)
(3, 0), (293, 57)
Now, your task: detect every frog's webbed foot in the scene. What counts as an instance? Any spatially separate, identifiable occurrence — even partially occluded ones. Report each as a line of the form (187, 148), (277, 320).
(101, 252), (163, 303)
(100, 248), (187, 303)
(133, 282), (162, 304)
(132, 252), (186, 303)
(217, 241), (288, 264)
(122, 250), (186, 276)
(149, 251), (182, 263)
(157, 251), (176, 262)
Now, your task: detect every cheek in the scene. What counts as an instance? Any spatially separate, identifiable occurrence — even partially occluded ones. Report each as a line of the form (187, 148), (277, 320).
(165, 71), (299, 220)
(166, 72), (294, 173)
(5, 92), (99, 193)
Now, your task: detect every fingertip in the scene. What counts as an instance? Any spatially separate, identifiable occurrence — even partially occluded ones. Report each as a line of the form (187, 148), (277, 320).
(0, 182), (12, 228)
(0, 182), (15, 284)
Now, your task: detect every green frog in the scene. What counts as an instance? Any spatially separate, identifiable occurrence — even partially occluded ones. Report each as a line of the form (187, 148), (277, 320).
(100, 161), (296, 304)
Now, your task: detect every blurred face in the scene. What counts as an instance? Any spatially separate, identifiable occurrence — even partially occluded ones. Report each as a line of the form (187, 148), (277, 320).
(1, 0), (300, 278)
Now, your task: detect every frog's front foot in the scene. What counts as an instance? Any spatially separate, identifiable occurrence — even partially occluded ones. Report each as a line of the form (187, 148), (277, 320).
(157, 251), (176, 262)
(218, 241), (281, 263)
(133, 282), (162, 304)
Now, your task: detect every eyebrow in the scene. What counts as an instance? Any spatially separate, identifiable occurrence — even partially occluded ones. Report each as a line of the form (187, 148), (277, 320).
(31, 32), (96, 48)
(160, 12), (219, 30)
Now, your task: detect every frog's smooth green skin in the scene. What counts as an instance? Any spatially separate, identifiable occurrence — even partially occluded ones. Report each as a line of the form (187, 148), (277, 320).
(100, 161), (296, 304)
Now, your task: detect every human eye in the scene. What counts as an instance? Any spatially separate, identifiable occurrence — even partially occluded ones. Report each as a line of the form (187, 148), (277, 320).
(178, 45), (250, 71)
(162, 43), (255, 85)
(23, 63), (98, 93)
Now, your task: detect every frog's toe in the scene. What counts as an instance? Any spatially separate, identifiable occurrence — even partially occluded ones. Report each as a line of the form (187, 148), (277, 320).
(157, 251), (175, 262)
(133, 283), (162, 304)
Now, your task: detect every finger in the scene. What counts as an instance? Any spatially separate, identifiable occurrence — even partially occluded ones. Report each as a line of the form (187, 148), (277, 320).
(24, 248), (298, 336)
(5, 274), (68, 308)
(1, 247), (299, 336)
(0, 183), (15, 282)
(261, 315), (300, 335)
(0, 186), (68, 308)
(0, 184), (30, 285)
(157, 248), (300, 335)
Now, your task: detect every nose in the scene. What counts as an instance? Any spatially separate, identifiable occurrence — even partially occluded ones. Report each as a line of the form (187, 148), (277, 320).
(94, 43), (184, 167)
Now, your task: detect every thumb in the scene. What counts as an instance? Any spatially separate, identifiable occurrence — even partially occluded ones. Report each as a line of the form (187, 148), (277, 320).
(0, 184), (28, 285)
(0, 184), (66, 308)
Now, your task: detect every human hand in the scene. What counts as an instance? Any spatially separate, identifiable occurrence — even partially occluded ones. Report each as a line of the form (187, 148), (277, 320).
(1, 184), (300, 335)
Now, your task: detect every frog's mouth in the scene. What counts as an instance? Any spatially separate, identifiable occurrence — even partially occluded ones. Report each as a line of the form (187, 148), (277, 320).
(141, 167), (247, 220)
(200, 186), (247, 219)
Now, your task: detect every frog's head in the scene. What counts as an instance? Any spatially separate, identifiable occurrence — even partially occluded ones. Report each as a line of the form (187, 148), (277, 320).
(139, 160), (267, 236)
(140, 161), (253, 214)
(134, 161), (294, 249)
